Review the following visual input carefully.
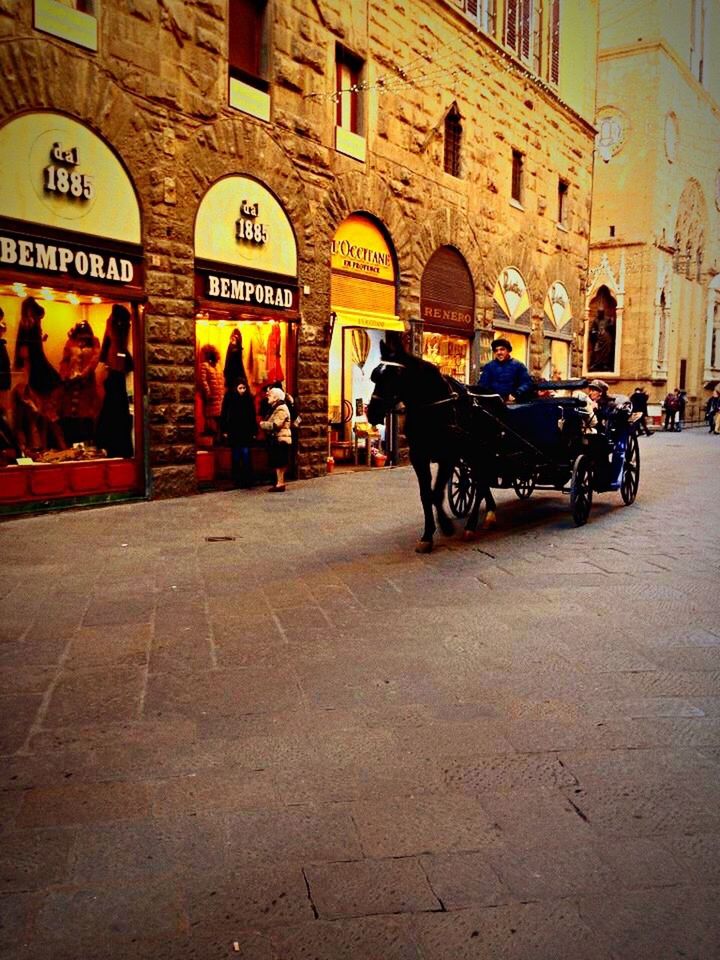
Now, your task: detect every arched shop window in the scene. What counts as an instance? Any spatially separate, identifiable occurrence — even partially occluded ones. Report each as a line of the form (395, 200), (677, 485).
(420, 246), (474, 381)
(542, 281), (573, 380)
(491, 266), (531, 364)
(0, 113), (144, 512)
(329, 213), (401, 465)
(193, 175), (299, 487)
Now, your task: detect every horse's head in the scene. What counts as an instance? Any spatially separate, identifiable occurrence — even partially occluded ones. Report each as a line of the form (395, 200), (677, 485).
(366, 337), (407, 426)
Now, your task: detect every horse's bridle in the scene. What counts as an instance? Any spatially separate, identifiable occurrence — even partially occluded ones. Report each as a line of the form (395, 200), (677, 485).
(370, 362), (458, 411)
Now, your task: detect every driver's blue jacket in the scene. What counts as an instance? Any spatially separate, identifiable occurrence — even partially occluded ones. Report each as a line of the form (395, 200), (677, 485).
(477, 357), (533, 400)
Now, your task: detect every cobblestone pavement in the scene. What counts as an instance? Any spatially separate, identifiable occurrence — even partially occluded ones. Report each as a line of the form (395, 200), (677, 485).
(1, 430), (719, 960)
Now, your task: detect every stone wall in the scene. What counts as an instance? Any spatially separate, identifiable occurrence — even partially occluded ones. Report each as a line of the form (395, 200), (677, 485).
(0, 0), (596, 495)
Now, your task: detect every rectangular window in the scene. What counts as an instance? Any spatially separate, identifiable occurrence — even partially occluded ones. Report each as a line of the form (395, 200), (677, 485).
(228, 0), (268, 88)
(461, 0), (496, 35)
(444, 107), (462, 178)
(511, 150), (524, 204)
(34, 0), (97, 51)
(679, 358), (687, 390)
(557, 178), (568, 225)
(336, 46), (364, 135)
(549, 0), (560, 85)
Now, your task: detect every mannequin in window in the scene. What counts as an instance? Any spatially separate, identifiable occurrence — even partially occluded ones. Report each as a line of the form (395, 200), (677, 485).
(199, 344), (225, 440)
(95, 304), (134, 458)
(223, 327), (247, 389)
(12, 296), (65, 455)
(59, 320), (101, 444)
(588, 309), (616, 372)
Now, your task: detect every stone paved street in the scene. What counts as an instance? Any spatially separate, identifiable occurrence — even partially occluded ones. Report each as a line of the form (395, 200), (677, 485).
(1, 430), (719, 960)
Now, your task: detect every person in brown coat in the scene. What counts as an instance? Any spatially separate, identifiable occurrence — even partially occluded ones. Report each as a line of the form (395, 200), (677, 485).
(259, 386), (291, 492)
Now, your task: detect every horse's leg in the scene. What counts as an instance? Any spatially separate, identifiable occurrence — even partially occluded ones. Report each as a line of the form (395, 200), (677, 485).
(410, 453), (435, 553)
(463, 466), (484, 540)
(434, 459), (455, 537)
(482, 484), (498, 528)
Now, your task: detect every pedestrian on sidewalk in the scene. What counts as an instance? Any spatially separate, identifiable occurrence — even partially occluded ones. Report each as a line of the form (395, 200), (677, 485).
(706, 387), (720, 434)
(662, 388), (680, 431)
(259, 385), (292, 492)
(630, 386), (652, 436)
(220, 376), (257, 487)
(677, 389), (687, 432)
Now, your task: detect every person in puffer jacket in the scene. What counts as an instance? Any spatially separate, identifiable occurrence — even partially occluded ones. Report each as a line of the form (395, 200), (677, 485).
(477, 338), (533, 402)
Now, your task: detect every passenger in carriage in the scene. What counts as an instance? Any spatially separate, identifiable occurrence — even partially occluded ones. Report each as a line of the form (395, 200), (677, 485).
(477, 338), (533, 402)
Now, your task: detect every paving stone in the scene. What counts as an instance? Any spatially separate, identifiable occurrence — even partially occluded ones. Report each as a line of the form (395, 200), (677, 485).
(305, 857), (440, 919)
(44, 665), (146, 726)
(0, 695), (42, 753)
(229, 914), (421, 960)
(578, 885), (720, 960)
(419, 851), (509, 909)
(225, 806), (363, 865)
(69, 815), (229, 883)
(0, 828), (75, 892)
(349, 795), (500, 858)
(83, 596), (155, 626)
(443, 754), (577, 794)
(410, 900), (610, 960)
(484, 841), (619, 899)
(660, 833), (720, 884)
(595, 837), (684, 889)
(150, 765), (279, 816)
(65, 625), (150, 667)
(34, 881), (186, 942)
(477, 787), (594, 844)
(16, 779), (154, 828)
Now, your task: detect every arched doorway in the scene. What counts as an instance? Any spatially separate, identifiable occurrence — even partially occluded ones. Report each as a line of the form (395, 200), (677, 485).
(587, 285), (618, 374)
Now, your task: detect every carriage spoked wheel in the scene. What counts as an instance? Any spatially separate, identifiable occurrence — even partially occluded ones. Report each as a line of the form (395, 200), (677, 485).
(570, 454), (593, 526)
(620, 431), (640, 505)
(512, 471), (537, 500)
(448, 459), (475, 518)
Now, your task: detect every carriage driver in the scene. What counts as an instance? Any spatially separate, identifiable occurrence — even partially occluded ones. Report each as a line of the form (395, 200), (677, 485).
(477, 338), (533, 402)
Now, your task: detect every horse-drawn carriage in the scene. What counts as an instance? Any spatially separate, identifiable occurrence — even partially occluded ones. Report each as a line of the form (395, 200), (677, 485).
(366, 335), (641, 552)
(447, 380), (641, 528)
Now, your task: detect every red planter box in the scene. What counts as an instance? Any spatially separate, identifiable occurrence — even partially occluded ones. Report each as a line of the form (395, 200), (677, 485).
(196, 450), (215, 482)
(30, 465), (68, 496)
(0, 468), (29, 501)
(107, 460), (137, 490)
(69, 463), (106, 493)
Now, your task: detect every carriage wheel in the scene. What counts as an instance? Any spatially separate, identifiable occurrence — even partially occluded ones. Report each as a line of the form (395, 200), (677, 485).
(513, 472), (537, 500)
(570, 454), (593, 526)
(448, 460), (475, 518)
(620, 432), (640, 505)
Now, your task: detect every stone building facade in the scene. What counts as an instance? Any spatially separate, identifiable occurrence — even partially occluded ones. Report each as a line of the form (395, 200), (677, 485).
(588, 0), (720, 423)
(0, 0), (598, 512)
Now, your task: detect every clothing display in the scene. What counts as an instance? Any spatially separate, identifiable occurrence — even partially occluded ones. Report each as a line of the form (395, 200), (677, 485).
(95, 305), (134, 458)
(223, 329), (247, 389)
(59, 321), (101, 444)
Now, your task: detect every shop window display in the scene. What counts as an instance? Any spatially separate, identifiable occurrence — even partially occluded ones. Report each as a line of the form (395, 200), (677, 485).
(195, 315), (290, 449)
(422, 331), (470, 380)
(0, 284), (135, 469)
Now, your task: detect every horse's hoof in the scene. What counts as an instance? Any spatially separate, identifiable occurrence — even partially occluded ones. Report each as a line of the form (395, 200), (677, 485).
(415, 540), (433, 553)
(482, 511), (497, 530)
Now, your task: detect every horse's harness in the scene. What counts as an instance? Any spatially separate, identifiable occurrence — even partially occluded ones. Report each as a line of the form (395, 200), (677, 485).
(370, 361), (459, 412)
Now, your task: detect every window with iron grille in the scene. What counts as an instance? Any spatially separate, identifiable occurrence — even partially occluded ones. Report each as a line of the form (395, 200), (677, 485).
(336, 46), (364, 134)
(549, 0), (560, 84)
(444, 106), (462, 178)
(511, 149), (524, 203)
(229, 0), (268, 89)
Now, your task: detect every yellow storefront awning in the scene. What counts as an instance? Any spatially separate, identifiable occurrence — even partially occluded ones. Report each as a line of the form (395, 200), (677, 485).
(332, 307), (406, 333)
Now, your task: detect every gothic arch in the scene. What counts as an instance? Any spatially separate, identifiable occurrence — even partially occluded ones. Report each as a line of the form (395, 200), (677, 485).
(674, 178), (707, 278)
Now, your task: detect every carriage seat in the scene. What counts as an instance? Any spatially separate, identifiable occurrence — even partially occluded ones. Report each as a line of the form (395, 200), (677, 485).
(502, 397), (587, 455)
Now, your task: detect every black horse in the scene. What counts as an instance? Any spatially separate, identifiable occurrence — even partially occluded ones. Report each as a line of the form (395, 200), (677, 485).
(366, 335), (497, 553)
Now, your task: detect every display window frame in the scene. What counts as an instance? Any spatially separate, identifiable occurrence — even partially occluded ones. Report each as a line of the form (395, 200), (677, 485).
(0, 266), (146, 514)
(421, 330), (471, 381)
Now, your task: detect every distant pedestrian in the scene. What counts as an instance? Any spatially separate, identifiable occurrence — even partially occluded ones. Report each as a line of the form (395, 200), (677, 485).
(677, 390), (687, 432)
(662, 388), (680, 431)
(706, 388), (720, 435)
(630, 386), (652, 436)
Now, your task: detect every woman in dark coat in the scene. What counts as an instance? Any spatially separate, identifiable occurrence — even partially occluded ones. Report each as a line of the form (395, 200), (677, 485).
(220, 377), (257, 487)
